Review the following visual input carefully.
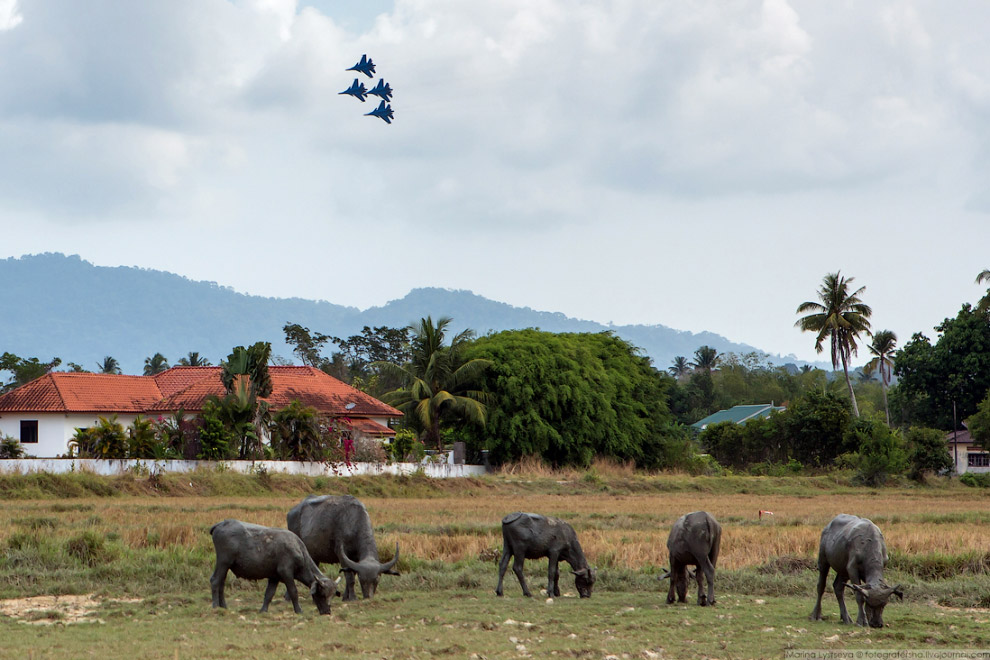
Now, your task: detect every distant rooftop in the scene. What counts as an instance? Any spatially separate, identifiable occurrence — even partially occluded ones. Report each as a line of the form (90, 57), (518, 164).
(690, 404), (785, 431)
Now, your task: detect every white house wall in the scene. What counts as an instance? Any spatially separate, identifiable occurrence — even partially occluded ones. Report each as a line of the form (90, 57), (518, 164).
(0, 413), (140, 458)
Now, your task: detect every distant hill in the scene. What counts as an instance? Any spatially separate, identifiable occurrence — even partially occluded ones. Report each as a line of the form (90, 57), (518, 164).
(0, 253), (803, 375)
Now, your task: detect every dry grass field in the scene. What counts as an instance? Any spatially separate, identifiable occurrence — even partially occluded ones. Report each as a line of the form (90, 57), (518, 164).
(1, 469), (989, 658)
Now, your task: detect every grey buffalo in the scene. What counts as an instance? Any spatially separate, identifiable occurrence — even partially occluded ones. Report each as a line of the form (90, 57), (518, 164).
(209, 519), (339, 614)
(287, 495), (399, 601)
(495, 512), (596, 598)
(659, 511), (721, 607)
(810, 513), (903, 628)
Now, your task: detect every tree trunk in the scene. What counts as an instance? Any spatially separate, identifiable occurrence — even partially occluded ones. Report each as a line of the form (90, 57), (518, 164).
(841, 353), (860, 418)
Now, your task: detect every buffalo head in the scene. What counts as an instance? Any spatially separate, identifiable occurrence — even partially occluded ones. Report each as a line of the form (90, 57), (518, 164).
(310, 575), (342, 615)
(339, 542), (400, 599)
(846, 581), (904, 628)
(572, 567), (597, 598)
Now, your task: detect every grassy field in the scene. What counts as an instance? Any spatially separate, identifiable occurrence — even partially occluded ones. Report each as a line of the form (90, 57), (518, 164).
(1, 468), (989, 658)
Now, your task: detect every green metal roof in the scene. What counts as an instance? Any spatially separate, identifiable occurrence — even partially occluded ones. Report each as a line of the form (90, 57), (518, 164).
(690, 404), (785, 431)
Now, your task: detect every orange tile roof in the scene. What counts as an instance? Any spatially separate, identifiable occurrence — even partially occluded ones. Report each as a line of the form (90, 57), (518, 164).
(341, 417), (396, 437)
(0, 373), (163, 413)
(0, 367), (402, 422)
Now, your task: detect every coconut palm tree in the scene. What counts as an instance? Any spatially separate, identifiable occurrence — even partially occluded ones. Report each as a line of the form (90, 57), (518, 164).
(863, 329), (897, 426)
(690, 346), (720, 372)
(668, 356), (690, 379)
(378, 316), (491, 450)
(143, 352), (169, 376)
(795, 272), (872, 418)
(96, 356), (121, 374)
(976, 269), (990, 313)
(177, 351), (212, 367)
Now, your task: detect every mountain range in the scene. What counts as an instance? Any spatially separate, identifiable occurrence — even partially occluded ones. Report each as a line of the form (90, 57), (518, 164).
(1, 253), (807, 375)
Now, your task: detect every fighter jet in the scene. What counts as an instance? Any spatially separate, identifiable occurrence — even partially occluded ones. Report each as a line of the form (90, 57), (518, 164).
(365, 100), (394, 124)
(339, 78), (368, 102)
(346, 54), (375, 78)
(367, 78), (393, 102)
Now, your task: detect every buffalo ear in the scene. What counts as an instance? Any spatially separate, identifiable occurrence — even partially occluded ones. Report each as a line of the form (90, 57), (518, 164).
(384, 568), (401, 576)
(310, 582), (319, 596)
(892, 585), (904, 601)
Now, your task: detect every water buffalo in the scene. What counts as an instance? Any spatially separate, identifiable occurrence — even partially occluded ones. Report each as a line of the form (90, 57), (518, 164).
(495, 512), (596, 598)
(659, 511), (721, 606)
(209, 519), (339, 614)
(810, 513), (903, 628)
(287, 495), (399, 601)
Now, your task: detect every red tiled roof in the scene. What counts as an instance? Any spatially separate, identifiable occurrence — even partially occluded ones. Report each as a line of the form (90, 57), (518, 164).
(0, 367), (402, 422)
(0, 373), (163, 413)
(341, 417), (396, 437)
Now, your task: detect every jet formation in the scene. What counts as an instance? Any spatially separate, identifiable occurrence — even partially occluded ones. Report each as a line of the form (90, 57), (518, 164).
(341, 55), (394, 124)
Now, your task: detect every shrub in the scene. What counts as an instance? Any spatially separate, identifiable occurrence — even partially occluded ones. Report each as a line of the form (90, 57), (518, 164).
(389, 429), (425, 463)
(0, 434), (25, 458)
(846, 418), (907, 486)
(128, 415), (157, 459)
(65, 531), (116, 566)
(353, 437), (387, 464)
(906, 426), (954, 480)
(198, 399), (234, 460)
(960, 472), (990, 488)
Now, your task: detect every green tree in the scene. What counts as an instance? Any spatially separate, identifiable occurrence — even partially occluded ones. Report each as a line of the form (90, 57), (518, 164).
(668, 356), (690, 379)
(795, 272), (873, 418)
(177, 352), (211, 366)
(967, 390), (990, 452)
(69, 415), (127, 459)
(283, 322), (332, 368)
(863, 330), (897, 426)
(690, 346), (720, 372)
(379, 317), (490, 451)
(893, 305), (990, 429)
(198, 399), (234, 460)
(143, 352), (169, 376)
(270, 400), (327, 461)
(463, 329), (687, 468)
(97, 356), (121, 374)
(905, 426), (953, 480)
(0, 352), (62, 392)
(127, 415), (157, 459)
(217, 342), (273, 459)
(976, 269), (990, 314)
(783, 390), (853, 467)
(846, 418), (907, 486)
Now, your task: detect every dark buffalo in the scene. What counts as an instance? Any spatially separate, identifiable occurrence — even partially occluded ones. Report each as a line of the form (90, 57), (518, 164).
(287, 495), (399, 601)
(495, 512), (596, 598)
(209, 519), (339, 614)
(810, 513), (903, 628)
(659, 511), (721, 606)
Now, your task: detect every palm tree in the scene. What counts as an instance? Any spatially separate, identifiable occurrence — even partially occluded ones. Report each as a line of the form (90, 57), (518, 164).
(143, 352), (170, 376)
(668, 356), (690, 379)
(976, 269), (990, 313)
(795, 272), (872, 418)
(379, 316), (491, 450)
(96, 356), (121, 374)
(863, 329), (897, 426)
(690, 346), (720, 372)
(177, 351), (212, 367)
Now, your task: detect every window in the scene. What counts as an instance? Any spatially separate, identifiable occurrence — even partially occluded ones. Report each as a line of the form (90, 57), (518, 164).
(20, 420), (39, 444)
(968, 452), (990, 468)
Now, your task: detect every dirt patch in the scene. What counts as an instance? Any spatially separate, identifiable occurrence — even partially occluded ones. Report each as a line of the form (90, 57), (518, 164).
(0, 594), (142, 625)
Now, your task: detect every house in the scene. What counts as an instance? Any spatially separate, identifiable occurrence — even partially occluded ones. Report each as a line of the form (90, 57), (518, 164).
(0, 366), (401, 458)
(945, 427), (990, 475)
(690, 403), (786, 433)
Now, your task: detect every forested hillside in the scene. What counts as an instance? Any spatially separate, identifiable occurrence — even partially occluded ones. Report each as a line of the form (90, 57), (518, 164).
(0, 253), (787, 374)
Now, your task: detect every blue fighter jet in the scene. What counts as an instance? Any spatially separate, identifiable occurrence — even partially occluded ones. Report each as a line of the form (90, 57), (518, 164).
(339, 78), (368, 102)
(365, 100), (394, 124)
(346, 54), (376, 78)
(367, 78), (393, 102)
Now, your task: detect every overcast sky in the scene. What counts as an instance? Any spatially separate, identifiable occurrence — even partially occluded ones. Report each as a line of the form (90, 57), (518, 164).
(2, 0), (989, 366)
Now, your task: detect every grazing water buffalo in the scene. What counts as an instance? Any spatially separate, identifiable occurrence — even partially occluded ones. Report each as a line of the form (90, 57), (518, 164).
(810, 513), (903, 628)
(495, 512), (596, 598)
(287, 495), (399, 601)
(209, 519), (339, 614)
(659, 511), (721, 606)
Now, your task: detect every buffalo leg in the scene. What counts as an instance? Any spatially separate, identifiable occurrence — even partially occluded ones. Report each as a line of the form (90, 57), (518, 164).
(210, 564), (229, 609)
(284, 577), (302, 614)
(496, 549), (511, 596)
(260, 578), (279, 613)
(846, 566), (866, 626)
(666, 560), (679, 604)
(810, 560), (828, 621)
(512, 556), (531, 597)
(342, 570), (358, 602)
(699, 557), (716, 606)
(546, 553), (560, 597)
(833, 575), (853, 624)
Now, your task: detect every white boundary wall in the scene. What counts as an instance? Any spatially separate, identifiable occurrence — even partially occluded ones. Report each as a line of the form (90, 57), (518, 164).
(0, 458), (487, 478)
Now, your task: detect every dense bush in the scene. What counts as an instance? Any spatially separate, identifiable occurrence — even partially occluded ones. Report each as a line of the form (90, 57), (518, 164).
(0, 434), (26, 458)
(906, 426), (954, 480)
(846, 418), (907, 486)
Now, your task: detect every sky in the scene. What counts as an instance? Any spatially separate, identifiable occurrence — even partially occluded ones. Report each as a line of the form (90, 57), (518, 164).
(1, 0), (989, 366)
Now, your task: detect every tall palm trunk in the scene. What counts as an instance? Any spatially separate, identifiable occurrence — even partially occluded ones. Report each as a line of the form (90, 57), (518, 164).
(840, 352), (860, 418)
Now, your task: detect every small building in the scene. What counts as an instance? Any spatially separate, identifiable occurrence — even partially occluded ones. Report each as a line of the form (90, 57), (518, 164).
(690, 403), (785, 433)
(946, 427), (990, 475)
(0, 366), (401, 457)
